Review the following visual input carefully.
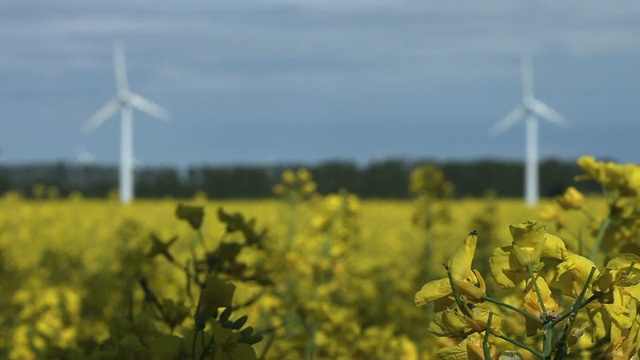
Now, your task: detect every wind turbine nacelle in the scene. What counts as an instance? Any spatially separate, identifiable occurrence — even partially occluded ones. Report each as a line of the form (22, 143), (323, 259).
(522, 97), (536, 111)
(117, 93), (131, 106)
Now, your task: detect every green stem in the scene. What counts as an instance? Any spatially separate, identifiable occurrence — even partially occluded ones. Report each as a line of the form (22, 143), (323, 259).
(492, 331), (544, 359)
(483, 313), (493, 359)
(192, 330), (199, 360)
(286, 196), (299, 251)
(580, 208), (596, 222)
(199, 321), (216, 360)
(553, 268), (597, 328)
(589, 217), (612, 262)
(482, 295), (542, 324)
(528, 264), (547, 315)
(541, 323), (554, 358)
(562, 226), (580, 241)
(259, 333), (275, 360)
(304, 322), (319, 360)
(444, 264), (472, 318)
(624, 262), (637, 277)
(577, 228), (584, 258)
(196, 228), (209, 253)
(562, 226), (583, 255)
(547, 268), (598, 359)
(554, 293), (598, 326)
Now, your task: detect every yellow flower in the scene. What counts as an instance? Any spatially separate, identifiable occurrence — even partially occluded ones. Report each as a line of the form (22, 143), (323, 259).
(282, 169), (296, 184)
(428, 308), (471, 337)
(489, 246), (528, 288)
(435, 333), (487, 360)
(604, 287), (637, 340)
(273, 168), (318, 198)
(297, 168), (312, 182)
(194, 275), (236, 330)
(552, 253), (599, 298)
(428, 305), (502, 338)
(556, 186), (585, 210)
(489, 222), (568, 288)
(542, 233), (570, 261)
(619, 313), (640, 359)
(146, 233), (178, 261)
(175, 203), (204, 230)
(465, 306), (502, 336)
(584, 302), (608, 341)
(409, 164), (446, 196)
(587, 255), (640, 345)
(593, 254), (640, 294)
(539, 205), (566, 231)
(523, 276), (559, 336)
(415, 231), (483, 307)
(511, 222), (540, 265)
(577, 156), (640, 195)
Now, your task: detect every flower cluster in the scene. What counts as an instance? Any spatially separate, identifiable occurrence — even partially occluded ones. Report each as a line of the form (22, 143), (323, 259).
(272, 168), (318, 200)
(577, 156), (640, 196)
(540, 156), (640, 266)
(415, 219), (640, 359)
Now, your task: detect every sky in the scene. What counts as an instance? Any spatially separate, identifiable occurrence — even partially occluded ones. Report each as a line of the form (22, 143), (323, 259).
(1, 1), (639, 167)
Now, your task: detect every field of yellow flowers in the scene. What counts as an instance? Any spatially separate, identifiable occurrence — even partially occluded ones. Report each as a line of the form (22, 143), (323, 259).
(0, 156), (638, 359)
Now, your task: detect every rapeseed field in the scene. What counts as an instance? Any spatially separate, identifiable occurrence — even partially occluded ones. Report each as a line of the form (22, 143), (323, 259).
(0, 156), (637, 359)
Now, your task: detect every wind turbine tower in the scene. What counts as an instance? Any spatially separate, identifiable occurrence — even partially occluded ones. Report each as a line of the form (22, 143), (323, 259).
(83, 41), (170, 204)
(490, 54), (568, 207)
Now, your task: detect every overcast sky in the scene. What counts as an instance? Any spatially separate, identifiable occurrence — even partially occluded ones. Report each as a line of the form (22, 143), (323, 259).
(1, 1), (639, 167)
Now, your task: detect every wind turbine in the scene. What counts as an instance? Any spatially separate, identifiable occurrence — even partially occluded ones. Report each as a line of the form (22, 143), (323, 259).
(490, 54), (568, 207)
(76, 145), (96, 165)
(82, 41), (170, 204)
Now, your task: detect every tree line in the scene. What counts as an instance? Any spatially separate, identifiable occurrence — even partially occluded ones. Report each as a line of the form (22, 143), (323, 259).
(0, 158), (600, 199)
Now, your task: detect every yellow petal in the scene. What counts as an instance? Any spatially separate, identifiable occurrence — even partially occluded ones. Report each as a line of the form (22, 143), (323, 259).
(468, 306), (502, 336)
(627, 283), (640, 303)
(436, 341), (469, 360)
(510, 221), (546, 248)
(528, 276), (557, 313)
(448, 231), (478, 280)
(594, 254), (640, 292)
(585, 302), (608, 341)
(606, 254), (640, 272)
(524, 277), (558, 336)
(467, 341), (485, 360)
(428, 309), (470, 337)
(512, 242), (545, 267)
(415, 278), (451, 308)
(489, 246), (519, 288)
(195, 275), (236, 330)
(510, 221), (547, 266)
(556, 187), (585, 210)
(552, 253), (599, 298)
(604, 287), (637, 330)
(542, 234), (569, 261)
(466, 333), (489, 360)
(454, 278), (485, 301)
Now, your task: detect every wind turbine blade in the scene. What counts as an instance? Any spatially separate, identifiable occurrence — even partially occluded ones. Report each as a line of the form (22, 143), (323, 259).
(114, 41), (129, 92)
(521, 53), (534, 100)
(82, 99), (119, 133)
(129, 94), (171, 121)
(528, 98), (568, 126)
(490, 105), (525, 135)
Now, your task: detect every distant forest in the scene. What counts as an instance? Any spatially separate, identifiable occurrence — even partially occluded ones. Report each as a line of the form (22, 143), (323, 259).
(0, 158), (601, 199)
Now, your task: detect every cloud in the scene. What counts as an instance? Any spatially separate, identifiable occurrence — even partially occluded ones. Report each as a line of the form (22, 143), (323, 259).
(560, 29), (640, 55)
(1, 1), (639, 165)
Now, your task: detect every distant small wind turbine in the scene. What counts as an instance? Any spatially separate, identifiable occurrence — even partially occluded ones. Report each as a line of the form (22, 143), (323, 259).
(82, 41), (170, 204)
(490, 53), (568, 207)
(76, 145), (96, 164)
